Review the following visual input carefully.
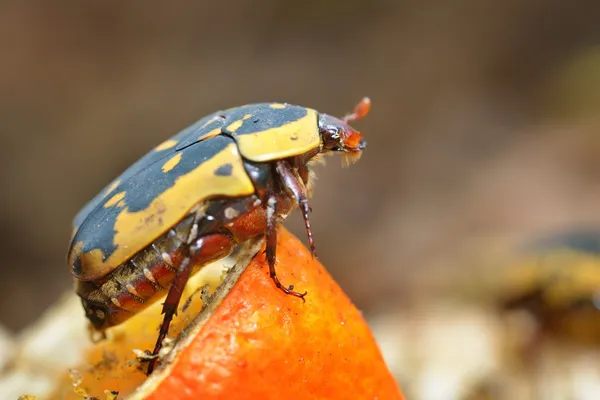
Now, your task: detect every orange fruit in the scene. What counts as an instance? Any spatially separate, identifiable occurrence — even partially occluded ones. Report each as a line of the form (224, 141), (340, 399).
(48, 227), (404, 400)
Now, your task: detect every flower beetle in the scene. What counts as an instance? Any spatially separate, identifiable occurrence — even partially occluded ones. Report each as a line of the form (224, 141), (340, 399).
(68, 97), (371, 374)
(499, 230), (600, 347)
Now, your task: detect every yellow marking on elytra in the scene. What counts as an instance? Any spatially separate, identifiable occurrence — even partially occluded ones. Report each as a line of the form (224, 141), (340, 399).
(69, 245), (111, 280)
(154, 139), (178, 152)
(100, 143), (255, 269)
(225, 112), (256, 133)
(198, 127), (222, 142)
(103, 179), (121, 198)
(534, 251), (600, 307)
(226, 119), (244, 132)
(104, 191), (126, 208)
(236, 108), (320, 162)
(117, 200), (126, 208)
(162, 153), (182, 173)
(270, 103), (286, 109)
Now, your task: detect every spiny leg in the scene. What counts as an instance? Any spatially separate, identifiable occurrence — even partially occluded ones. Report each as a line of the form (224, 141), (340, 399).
(147, 210), (203, 375)
(265, 195), (307, 300)
(146, 231), (235, 375)
(275, 161), (317, 258)
(146, 253), (192, 375)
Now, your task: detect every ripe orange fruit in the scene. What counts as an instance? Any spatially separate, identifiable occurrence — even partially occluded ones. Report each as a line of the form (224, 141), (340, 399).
(48, 227), (404, 400)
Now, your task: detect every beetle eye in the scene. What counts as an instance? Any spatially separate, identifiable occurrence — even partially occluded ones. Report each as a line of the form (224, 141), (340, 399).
(323, 129), (342, 149)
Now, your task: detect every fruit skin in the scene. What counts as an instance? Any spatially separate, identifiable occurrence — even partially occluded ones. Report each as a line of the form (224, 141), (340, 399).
(142, 227), (404, 400)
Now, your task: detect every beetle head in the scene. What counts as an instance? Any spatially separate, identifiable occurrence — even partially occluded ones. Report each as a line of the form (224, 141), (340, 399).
(318, 97), (370, 166)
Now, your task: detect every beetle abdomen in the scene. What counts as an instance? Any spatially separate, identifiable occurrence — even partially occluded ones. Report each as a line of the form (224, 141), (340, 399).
(76, 214), (196, 328)
(77, 193), (271, 330)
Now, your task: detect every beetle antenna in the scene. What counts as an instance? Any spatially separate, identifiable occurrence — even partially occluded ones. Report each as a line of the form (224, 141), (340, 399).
(343, 97), (371, 124)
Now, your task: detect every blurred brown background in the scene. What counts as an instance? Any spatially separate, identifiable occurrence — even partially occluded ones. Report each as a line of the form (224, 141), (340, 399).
(3, 0), (600, 355)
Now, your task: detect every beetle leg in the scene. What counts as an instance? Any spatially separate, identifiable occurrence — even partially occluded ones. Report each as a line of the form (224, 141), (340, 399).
(146, 232), (235, 375)
(265, 194), (307, 301)
(275, 161), (317, 258)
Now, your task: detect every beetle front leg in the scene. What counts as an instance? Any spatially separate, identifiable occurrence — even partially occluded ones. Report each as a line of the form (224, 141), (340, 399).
(265, 195), (307, 301)
(146, 232), (235, 375)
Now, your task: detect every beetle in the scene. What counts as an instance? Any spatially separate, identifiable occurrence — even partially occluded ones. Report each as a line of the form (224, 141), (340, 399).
(499, 230), (600, 347)
(68, 97), (371, 374)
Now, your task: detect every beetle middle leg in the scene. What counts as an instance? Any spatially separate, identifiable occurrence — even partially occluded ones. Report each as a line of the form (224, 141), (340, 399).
(265, 193), (307, 301)
(146, 231), (235, 375)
